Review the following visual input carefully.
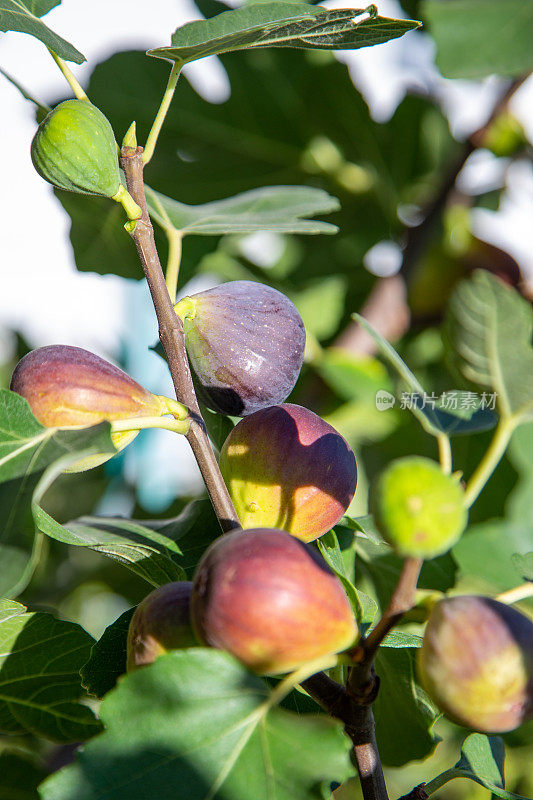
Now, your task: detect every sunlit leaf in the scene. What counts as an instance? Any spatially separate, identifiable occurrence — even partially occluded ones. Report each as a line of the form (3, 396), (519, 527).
(149, 4), (420, 65)
(40, 650), (353, 799)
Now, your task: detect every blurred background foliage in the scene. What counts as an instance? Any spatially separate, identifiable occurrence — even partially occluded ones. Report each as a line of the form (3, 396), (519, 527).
(0, 0), (532, 796)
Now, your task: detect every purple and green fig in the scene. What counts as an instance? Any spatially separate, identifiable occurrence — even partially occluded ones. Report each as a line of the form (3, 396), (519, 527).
(191, 528), (357, 675)
(10, 345), (168, 470)
(371, 457), (467, 558)
(219, 403), (357, 542)
(418, 596), (533, 733)
(127, 582), (197, 670)
(175, 280), (305, 416)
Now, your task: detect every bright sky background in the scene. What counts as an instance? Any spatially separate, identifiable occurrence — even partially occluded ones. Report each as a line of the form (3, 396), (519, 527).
(1, 0), (532, 509)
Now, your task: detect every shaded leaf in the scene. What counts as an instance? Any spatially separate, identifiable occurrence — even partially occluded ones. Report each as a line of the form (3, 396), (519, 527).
(444, 270), (533, 420)
(0, 600), (99, 742)
(453, 520), (533, 593)
(149, 4), (420, 65)
(146, 184), (339, 236)
(40, 650), (353, 800)
(31, 453), (186, 586)
(0, 750), (48, 800)
(425, 733), (527, 799)
(0, 0), (84, 63)
(374, 646), (438, 766)
(423, 0), (533, 79)
(81, 608), (135, 699)
(317, 530), (377, 626)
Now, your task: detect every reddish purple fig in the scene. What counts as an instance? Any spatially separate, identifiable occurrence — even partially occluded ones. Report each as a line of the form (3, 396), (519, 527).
(10, 345), (166, 468)
(219, 404), (357, 542)
(175, 280), (305, 416)
(191, 528), (357, 675)
(127, 582), (196, 670)
(418, 596), (533, 733)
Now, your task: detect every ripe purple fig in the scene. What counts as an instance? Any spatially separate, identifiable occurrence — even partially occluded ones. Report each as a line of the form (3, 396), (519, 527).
(10, 345), (167, 469)
(219, 404), (357, 542)
(127, 582), (196, 670)
(175, 280), (305, 416)
(191, 527), (357, 675)
(418, 596), (533, 733)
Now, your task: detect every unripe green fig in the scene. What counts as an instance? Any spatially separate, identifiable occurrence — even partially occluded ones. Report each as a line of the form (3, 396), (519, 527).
(175, 281), (305, 417)
(10, 345), (166, 470)
(371, 457), (467, 558)
(127, 582), (196, 670)
(219, 403), (357, 542)
(418, 596), (533, 733)
(31, 100), (120, 198)
(191, 528), (357, 675)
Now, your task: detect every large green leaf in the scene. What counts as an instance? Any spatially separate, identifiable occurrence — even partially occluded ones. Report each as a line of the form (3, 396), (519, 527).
(425, 733), (528, 800)
(0, 599), (100, 742)
(423, 0), (533, 79)
(0, 0), (84, 63)
(444, 271), (533, 420)
(58, 49), (454, 296)
(39, 650), (353, 800)
(373, 646), (438, 766)
(32, 507), (186, 588)
(0, 390), (115, 483)
(145, 184), (339, 236)
(149, 4), (420, 65)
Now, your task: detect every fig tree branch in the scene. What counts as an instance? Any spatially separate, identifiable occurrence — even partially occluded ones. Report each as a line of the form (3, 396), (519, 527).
(120, 145), (241, 533)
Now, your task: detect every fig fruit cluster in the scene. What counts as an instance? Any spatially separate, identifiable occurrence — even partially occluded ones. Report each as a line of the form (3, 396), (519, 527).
(10, 345), (165, 469)
(128, 528), (357, 676)
(418, 595), (533, 733)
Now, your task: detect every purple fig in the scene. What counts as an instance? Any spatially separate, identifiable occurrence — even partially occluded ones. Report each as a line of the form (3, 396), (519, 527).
(10, 345), (166, 469)
(219, 404), (357, 542)
(191, 528), (357, 675)
(175, 280), (305, 416)
(418, 596), (533, 733)
(127, 582), (196, 670)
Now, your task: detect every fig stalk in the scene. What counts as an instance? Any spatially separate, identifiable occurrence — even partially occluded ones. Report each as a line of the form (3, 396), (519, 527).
(120, 145), (240, 532)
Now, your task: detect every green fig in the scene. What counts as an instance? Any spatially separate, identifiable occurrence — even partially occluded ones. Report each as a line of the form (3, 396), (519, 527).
(127, 582), (196, 670)
(418, 596), (533, 733)
(191, 527), (357, 675)
(371, 456), (467, 558)
(31, 99), (121, 198)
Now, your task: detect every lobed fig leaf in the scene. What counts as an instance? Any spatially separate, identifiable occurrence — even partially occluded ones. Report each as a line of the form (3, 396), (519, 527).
(175, 280), (305, 416)
(10, 345), (165, 471)
(219, 403), (357, 542)
(127, 582), (196, 670)
(191, 527), (357, 675)
(418, 596), (533, 733)
(31, 100), (120, 198)
(371, 456), (468, 558)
